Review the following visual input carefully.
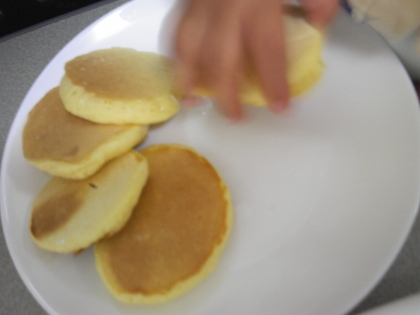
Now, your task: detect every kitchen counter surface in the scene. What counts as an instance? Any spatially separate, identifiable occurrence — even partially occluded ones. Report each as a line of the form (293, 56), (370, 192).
(1, 1), (420, 314)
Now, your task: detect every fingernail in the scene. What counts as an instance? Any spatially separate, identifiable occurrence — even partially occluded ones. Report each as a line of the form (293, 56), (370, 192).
(181, 96), (199, 108)
(227, 111), (244, 124)
(228, 117), (241, 124)
(271, 101), (289, 114)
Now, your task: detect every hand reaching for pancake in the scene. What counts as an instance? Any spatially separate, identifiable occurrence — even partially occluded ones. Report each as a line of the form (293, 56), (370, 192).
(174, 0), (338, 121)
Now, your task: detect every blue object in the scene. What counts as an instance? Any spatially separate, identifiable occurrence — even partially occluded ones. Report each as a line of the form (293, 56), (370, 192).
(340, 0), (352, 13)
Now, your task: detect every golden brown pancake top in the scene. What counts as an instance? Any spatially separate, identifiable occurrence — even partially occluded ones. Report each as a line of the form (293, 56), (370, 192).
(22, 87), (135, 163)
(31, 151), (146, 240)
(65, 48), (173, 101)
(31, 185), (86, 239)
(100, 146), (229, 295)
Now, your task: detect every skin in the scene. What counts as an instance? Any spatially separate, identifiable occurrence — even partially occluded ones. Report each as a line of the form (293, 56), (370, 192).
(174, 0), (338, 121)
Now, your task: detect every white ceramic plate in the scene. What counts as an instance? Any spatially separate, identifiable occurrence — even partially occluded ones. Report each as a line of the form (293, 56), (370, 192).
(2, 1), (420, 314)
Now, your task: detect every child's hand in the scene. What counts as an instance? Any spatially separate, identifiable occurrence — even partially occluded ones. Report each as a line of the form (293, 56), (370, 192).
(174, 0), (338, 121)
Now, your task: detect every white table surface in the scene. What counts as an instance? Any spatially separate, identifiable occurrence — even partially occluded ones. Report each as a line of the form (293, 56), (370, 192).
(1, 1), (420, 314)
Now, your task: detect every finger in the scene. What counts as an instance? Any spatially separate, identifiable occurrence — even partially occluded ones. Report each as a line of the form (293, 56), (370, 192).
(300, 0), (338, 28)
(214, 60), (243, 122)
(244, 4), (290, 113)
(173, 60), (196, 102)
(199, 6), (243, 120)
(174, 0), (209, 96)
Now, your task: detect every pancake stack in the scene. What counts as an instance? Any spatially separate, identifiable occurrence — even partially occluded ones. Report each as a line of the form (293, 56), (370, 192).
(23, 48), (181, 253)
(23, 48), (180, 180)
(22, 48), (232, 305)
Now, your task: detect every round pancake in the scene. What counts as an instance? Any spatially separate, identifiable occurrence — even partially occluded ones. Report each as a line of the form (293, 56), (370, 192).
(30, 150), (149, 253)
(22, 87), (147, 179)
(59, 48), (180, 125)
(95, 144), (233, 304)
(193, 6), (324, 105)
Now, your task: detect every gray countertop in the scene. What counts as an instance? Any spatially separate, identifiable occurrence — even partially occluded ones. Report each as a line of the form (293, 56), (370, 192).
(1, 1), (420, 314)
